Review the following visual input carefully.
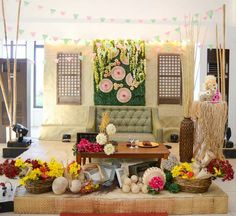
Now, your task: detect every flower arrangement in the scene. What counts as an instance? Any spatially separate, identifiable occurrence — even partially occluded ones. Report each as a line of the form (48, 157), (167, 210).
(14, 158), (64, 186)
(67, 161), (81, 179)
(147, 176), (164, 194)
(103, 143), (115, 155)
(171, 162), (194, 179)
(77, 138), (103, 153)
(79, 180), (100, 194)
(207, 158), (234, 181)
(96, 112), (117, 156)
(0, 159), (20, 178)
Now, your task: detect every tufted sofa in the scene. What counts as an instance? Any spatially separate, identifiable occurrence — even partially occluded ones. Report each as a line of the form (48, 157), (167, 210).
(95, 106), (163, 142)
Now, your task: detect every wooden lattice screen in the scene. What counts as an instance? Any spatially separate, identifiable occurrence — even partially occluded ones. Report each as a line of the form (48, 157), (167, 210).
(158, 54), (182, 104)
(57, 53), (82, 104)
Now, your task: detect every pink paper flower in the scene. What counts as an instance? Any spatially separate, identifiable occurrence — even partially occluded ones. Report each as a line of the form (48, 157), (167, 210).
(77, 139), (103, 153)
(148, 176), (164, 192)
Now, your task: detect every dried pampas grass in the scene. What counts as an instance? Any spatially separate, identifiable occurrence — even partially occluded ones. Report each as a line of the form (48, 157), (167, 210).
(192, 101), (227, 160)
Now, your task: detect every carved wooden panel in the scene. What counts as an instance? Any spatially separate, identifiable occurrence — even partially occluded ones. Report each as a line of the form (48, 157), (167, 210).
(158, 54), (182, 104)
(57, 53), (82, 104)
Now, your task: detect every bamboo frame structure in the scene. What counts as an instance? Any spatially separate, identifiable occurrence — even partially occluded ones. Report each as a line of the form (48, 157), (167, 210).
(0, 0), (22, 140)
(221, 4), (226, 101)
(216, 24), (220, 92)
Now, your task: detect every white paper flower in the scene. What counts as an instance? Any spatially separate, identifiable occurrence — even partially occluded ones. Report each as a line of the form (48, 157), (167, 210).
(96, 133), (107, 145)
(106, 124), (116, 135)
(104, 143), (115, 155)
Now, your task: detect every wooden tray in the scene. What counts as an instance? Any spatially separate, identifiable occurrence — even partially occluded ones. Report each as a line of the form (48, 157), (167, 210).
(137, 142), (159, 148)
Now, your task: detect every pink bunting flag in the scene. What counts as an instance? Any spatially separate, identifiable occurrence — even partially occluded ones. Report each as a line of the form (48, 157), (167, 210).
(165, 31), (170, 36)
(53, 36), (59, 41)
(74, 39), (81, 44)
(60, 11), (66, 16)
(30, 32), (36, 37)
(162, 18), (167, 22)
(110, 18), (115, 23)
(138, 19), (144, 23)
(86, 16), (92, 21)
(37, 5), (43, 10)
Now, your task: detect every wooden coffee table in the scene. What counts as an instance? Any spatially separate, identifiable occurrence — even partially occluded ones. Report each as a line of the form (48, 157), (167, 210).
(76, 142), (170, 165)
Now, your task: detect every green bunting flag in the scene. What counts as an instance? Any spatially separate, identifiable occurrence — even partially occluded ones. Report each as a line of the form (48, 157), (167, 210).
(73, 14), (79, 19)
(42, 34), (48, 40)
(154, 35), (161, 42)
(207, 10), (214, 19)
(50, 9), (56, 14)
(19, 29), (24, 35)
(100, 17), (106, 22)
(63, 38), (70, 44)
(24, 1), (30, 6)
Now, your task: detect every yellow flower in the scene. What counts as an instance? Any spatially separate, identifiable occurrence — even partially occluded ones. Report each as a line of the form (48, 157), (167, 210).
(15, 158), (26, 168)
(68, 162), (81, 177)
(213, 167), (222, 176)
(47, 159), (64, 178)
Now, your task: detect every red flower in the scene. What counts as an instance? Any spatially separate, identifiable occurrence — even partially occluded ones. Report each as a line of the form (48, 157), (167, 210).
(0, 159), (20, 178)
(207, 159), (234, 181)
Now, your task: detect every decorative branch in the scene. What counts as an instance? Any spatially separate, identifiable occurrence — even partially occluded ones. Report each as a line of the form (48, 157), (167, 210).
(1, 0), (12, 128)
(13, 0), (22, 124)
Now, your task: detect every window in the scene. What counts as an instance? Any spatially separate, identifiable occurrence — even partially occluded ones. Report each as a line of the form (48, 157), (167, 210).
(157, 54), (182, 104)
(57, 53), (82, 104)
(34, 42), (44, 108)
(2, 40), (27, 58)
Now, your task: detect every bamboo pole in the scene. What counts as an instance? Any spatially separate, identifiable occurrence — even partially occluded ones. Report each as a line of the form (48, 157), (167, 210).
(222, 4), (226, 101)
(216, 24), (220, 92)
(0, 72), (11, 121)
(1, 0), (12, 127)
(219, 44), (223, 94)
(13, 0), (22, 125)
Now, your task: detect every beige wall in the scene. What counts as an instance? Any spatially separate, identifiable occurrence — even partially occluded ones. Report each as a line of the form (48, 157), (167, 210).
(40, 42), (185, 141)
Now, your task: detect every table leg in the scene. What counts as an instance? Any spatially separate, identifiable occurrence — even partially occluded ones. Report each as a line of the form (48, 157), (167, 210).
(77, 154), (82, 165)
(83, 157), (87, 165)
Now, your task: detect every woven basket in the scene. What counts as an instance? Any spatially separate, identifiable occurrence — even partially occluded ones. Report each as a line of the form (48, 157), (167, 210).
(25, 178), (54, 194)
(174, 177), (212, 193)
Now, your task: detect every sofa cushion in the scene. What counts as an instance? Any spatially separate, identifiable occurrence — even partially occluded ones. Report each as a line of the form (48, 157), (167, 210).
(96, 106), (152, 133)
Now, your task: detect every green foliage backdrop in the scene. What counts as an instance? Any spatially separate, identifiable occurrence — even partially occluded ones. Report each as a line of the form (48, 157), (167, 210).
(93, 39), (146, 106)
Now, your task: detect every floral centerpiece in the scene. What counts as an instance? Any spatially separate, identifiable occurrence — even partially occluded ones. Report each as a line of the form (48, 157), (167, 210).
(171, 158), (234, 193)
(15, 158), (64, 194)
(96, 112), (116, 155)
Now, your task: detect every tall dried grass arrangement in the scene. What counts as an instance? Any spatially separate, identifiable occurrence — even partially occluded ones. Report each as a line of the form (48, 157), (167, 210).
(99, 112), (110, 133)
(192, 101), (227, 160)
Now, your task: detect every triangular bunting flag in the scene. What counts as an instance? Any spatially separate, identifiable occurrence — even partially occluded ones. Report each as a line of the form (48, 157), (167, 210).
(207, 10), (214, 19)
(23, 1), (30, 6)
(73, 14), (79, 19)
(63, 38), (70, 44)
(19, 29), (24, 34)
(50, 9), (56, 14)
(100, 17), (106, 22)
(42, 34), (48, 40)
(154, 35), (160, 42)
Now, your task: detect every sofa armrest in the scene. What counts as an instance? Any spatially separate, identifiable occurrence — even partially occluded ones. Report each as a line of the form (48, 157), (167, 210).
(86, 106), (95, 132)
(152, 107), (163, 142)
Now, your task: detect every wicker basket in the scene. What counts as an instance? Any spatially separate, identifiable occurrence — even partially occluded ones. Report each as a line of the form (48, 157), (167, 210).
(174, 177), (212, 193)
(25, 178), (54, 194)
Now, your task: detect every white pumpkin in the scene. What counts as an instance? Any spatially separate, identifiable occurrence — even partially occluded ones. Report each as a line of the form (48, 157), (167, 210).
(123, 177), (132, 186)
(52, 177), (68, 195)
(141, 184), (148, 194)
(122, 184), (130, 193)
(137, 182), (143, 190)
(131, 184), (139, 194)
(130, 175), (138, 183)
(69, 180), (82, 193)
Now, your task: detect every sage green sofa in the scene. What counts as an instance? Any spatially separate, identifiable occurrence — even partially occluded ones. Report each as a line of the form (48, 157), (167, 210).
(95, 106), (163, 142)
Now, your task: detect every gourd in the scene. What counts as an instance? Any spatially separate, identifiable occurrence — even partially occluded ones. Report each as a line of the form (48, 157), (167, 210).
(69, 180), (82, 193)
(52, 177), (68, 195)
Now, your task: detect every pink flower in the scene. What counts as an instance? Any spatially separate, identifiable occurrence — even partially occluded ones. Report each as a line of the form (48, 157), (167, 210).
(149, 176), (164, 191)
(77, 139), (103, 153)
